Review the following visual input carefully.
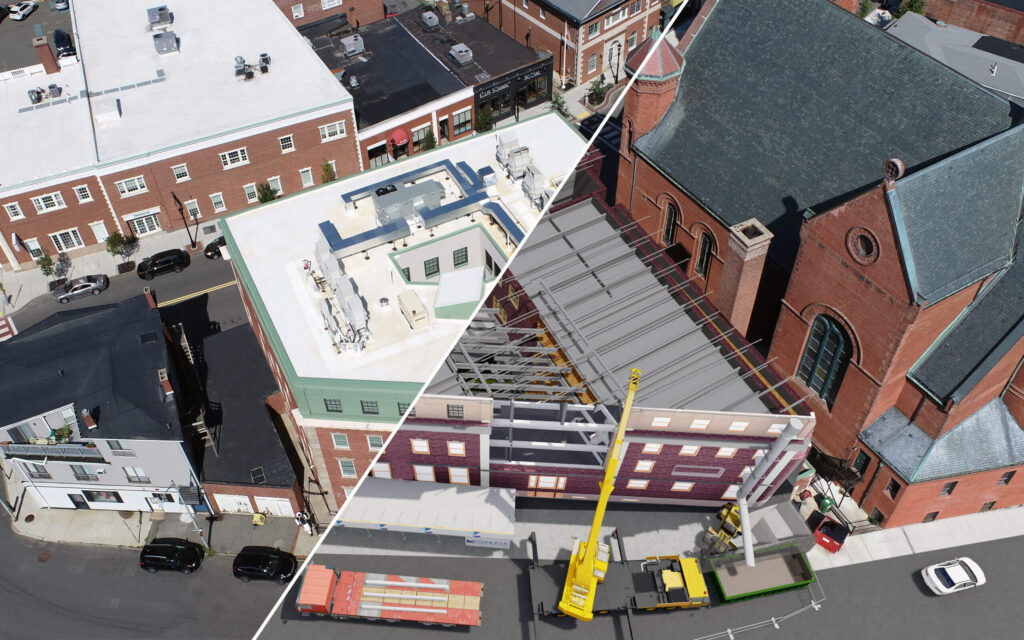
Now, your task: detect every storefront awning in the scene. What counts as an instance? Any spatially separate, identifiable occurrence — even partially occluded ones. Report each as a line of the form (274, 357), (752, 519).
(389, 128), (409, 146)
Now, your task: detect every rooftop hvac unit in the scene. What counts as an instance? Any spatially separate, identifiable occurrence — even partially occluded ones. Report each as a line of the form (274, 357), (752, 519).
(27, 88), (43, 105)
(47, 84), (61, 98)
(259, 52), (271, 73)
(341, 34), (364, 56)
(421, 11), (440, 29)
(153, 31), (179, 55)
(234, 55), (246, 78)
(449, 43), (473, 66)
(147, 5), (173, 30)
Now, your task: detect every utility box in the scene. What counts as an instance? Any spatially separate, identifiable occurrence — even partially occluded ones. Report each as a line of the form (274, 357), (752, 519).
(398, 290), (429, 330)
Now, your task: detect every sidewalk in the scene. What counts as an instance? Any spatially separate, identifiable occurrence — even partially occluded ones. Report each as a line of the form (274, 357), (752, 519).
(806, 503), (1024, 571)
(0, 226), (207, 317)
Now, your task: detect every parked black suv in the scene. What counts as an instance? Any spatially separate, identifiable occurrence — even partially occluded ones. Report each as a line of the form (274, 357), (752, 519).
(139, 538), (204, 574)
(136, 249), (190, 280)
(53, 29), (75, 59)
(203, 236), (226, 259)
(232, 546), (297, 584)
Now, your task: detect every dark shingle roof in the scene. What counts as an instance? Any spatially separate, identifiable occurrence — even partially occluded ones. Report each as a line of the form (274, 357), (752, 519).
(0, 296), (182, 441)
(860, 400), (1024, 483)
(910, 236), (1024, 404)
(540, 0), (601, 23)
(887, 124), (1024, 303)
(200, 326), (295, 488)
(634, 0), (1014, 265)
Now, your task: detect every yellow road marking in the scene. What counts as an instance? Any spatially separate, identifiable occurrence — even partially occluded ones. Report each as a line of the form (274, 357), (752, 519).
(156, 280), (236, 308)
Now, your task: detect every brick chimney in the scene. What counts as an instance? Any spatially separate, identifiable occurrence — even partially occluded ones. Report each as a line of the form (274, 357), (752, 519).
(81, 408), (97, 429)
(33, 36), (60, 75)
(716, 219), (773, 337)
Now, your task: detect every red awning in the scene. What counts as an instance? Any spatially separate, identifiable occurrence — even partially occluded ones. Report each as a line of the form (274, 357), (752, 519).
(389, 128), (409, 146)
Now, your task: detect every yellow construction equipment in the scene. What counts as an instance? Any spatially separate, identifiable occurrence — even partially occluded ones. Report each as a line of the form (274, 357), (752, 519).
(558, 368), (641, 621)
(703, 502), (742, 554)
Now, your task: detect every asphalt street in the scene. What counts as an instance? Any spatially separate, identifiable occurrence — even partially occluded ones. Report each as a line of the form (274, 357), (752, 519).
(9, 254), (239, 331)
(257, 535), (1023, 640)
(0, 515), (283, 640)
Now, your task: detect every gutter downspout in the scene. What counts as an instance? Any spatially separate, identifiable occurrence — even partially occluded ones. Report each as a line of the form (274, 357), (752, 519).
(860, 458), (885, 509)
(737, 418), (803, 567)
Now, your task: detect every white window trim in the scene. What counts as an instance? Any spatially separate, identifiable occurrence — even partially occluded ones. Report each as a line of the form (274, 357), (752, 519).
(4, 202), (24, 220)
(539, 7), (546, 19)
(267, 176), (283, 196)
(338, 458), (357, 478)
(49, 227), (84, 252)
(73, 185), (93, 203)
(183, 199), (201, 220)
(634, 460), (655, 473)
(367, 435), (384, 451)
(722, 484), (740, 500)
(279, 134), (295, 153)
(449, 467), (470, 485)
(626, 479), (649, 490)
(532, 475), (566, 490)
(716, 447), (738, 458)
(210, 192), (226, 212)
(219, 147), (250, 169)
(411, 439), (430, 454)
(114, 177), (148, 198)
(171, 164), (190, 183)
(299, 167), (314, 188)
(587, 54), (598, 73)
(413, 465), (435, 482)
(291, 3), (304, 19)
(372, 462), (391, 478)
(641, 443), (662, 454)
(447, 441), (466, 456)
(243, 183), (258, 204)
(319, 121), (347, 142)
(23, 238), (43, 258)
(332, 433), (350, 449)
(672, 481), (695, 492)
(680, 445), (701, 456)
(31, 191), (67, 213)
(588, 23), (600, 38)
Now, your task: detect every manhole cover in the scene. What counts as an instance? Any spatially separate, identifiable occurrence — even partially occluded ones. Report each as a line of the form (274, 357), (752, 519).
(24, 514), (35, 523)
(37, 551), (51, 563)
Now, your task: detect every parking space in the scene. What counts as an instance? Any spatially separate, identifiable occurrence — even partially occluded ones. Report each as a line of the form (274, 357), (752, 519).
(0, 2), (72, 72)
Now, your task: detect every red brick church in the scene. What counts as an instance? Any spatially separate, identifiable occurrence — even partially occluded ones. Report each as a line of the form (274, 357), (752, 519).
(616, 0), (1024, 527)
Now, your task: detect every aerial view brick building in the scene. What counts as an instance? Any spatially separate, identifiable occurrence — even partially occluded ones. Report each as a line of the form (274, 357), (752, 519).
(615, 0), (1024, 526)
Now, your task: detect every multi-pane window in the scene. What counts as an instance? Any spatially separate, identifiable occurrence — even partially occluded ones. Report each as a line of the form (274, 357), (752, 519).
(127, 212), (161, 236)
(672, 482), (694, 492)
(372, 462), (391, 479)
(71, 464), (98, 481)
(998, 471), (1015, 485)
(411, 439), (430, 454)
(279, 134), (295, 152)
(32, 191), (67, 212)
(885, 478), (900, 499)
(634, 460), (655, 473)
(626, 479), (648, 490)
(291, 3), (303, 19)
(679, 445), (700, 456)
(4, 203), (24, 220)
(728, 421), (749, 432)
(539, 7), (546, 18)
(360, 400), (379, 415)
(413, 465), (435, 482)
(662, 204), (678, 245)
(26, 462), (50, 479)
(244, 183), (258, 203)
(401, 267), (411, 282)
(123, 466), (150, 483)
(339, 459), (357, 477)
(324, 398), (343, 413)
(797, 315), (851, 409)
(398, 402), (412, 416)
(447, 404), (464, 419)
(424, 257), (440, 278)
(319, 121), (347, 142)
(152, 493), (176, 503)
(300, 168), (314, 188)
(642, 443), (662, 454)
(219, 147), (249, 168)
(184, 199), (201, 220)
(940, 481), (957, 496)
(447, 441), (466, 456)
(716, 447), (738, 458)
(210, 193), (226, 212)
(627, 31), (638, 50)
(50, 228), (84, 252)
(980, 501), (996, 512)
(922, 511), (939, 523)
(411, 125), (431, 153)
(449, 467), (470, 484)
(630, 0), (641, 13)
(453, 247), (468, 268)
(74, 185), (93, 203)
(695, 232), (713, 276)
(114, 177), (147, 197)
(332, 433), (350, 449)
(24, 238), (43, 258)
(722, 484), (739, 500)
(529, 475), (567, 490)
(268, 176), (282, 196)
(83, 490), (122, 503)
(452, 108), (472, 136)
(587, 54), (598, 73)
(367, 435), (385, 451)
(588, 23), (600, 38)
(108, 440), (135, 456)
(605, 7), (628, 27)
(172, 164), (190, 182)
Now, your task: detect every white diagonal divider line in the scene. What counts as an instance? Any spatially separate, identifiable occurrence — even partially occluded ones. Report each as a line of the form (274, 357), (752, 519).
(249, 3), (696, 637)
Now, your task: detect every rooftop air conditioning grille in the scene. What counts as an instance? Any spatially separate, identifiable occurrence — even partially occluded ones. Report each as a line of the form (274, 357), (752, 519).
(153, 31), (178, 55)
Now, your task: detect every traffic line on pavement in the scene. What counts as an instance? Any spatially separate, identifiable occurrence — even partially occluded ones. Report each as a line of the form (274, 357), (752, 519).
(156, 280), (237, 307)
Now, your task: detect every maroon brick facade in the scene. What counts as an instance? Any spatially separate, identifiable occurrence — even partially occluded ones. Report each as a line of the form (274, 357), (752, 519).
(273, 0), (385, 29)
(376, 425), (484, 486)
(3, 109), (359, 271)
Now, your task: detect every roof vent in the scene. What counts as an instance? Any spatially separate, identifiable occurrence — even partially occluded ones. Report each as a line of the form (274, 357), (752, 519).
(153, 31), (179, 55)
(47, 84), (61, 99)
(341, 34), (364, 56)
(259, 52), (271, 73)
(250, 467), (267, 484)
(27, 88), (43, 105)
(449, 43), (473, 66)
(147, 5), (173, 31)
(420, 11), (440, 29)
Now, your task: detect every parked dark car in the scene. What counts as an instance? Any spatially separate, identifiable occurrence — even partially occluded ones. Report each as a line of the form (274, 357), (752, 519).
(52, 274), (109, 303)
(232, 546), (297, 584)
(0, 6), (9, 23)
(139, 538), (204, 574)
(136, 249), (190, 280)
(53, 29), (75, 58)
(203, 236), (226, 259)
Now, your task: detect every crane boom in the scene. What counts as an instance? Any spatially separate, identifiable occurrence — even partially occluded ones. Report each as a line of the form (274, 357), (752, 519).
(557, 368), (641, 621)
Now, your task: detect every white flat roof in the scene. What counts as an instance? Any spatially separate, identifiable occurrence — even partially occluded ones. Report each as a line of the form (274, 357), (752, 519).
(435, 266), (485, 308)
(2, 0), (351, 189)
(225, 113), (584, 384)
(338, 477), (516, 538)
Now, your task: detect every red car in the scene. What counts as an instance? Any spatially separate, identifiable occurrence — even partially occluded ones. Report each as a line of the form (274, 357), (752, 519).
(813, 516), (849, 553)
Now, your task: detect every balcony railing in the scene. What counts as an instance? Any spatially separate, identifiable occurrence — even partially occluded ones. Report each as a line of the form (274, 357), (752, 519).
(109, 449), (137, 457)
(2, 443), (105, 461)
(126, 476), (151, 484)
(73, 473), (99, 482)
(27, 472), (52, 480)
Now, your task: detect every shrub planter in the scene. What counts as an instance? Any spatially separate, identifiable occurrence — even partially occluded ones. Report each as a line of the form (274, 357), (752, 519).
(117, 261), (136, 275)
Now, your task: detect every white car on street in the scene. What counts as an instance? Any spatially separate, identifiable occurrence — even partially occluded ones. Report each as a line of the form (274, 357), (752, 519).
(9, 2), (36, 21)
(921, 557), (986, 595)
